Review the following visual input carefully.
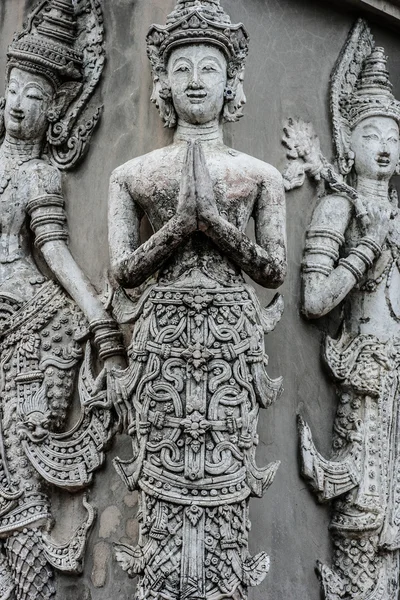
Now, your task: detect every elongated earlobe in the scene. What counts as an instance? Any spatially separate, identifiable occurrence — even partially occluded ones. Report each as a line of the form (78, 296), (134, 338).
(150, 74), (177, 128)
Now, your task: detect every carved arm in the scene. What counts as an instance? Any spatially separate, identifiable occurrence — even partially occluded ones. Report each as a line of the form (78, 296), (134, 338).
(28, 195), (125, 365)
(109, 146), (198, 289)
(302, 195), (382, 319)
(199, 195), (287, 288)
(195, 143), (287, 288)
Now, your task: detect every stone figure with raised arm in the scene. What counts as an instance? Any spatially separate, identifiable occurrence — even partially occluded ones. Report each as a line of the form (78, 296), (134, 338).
(108, 1), (287, 599)
(0, 1), (126, 598)
(283, 19), (400, 600)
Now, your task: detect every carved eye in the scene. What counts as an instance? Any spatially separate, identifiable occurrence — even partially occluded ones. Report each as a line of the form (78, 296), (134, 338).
(202, 64), (217, 72)
(175, 65), (190, 73)
(363, 134), (379, 141)
(26, 90), (43, 101)
(8, 87), (17, 95)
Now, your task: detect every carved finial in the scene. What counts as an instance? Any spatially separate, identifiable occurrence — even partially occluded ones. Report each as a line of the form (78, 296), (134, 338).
(166, 0), (232, 26)
(343, 44), (400, 128)
(355, 47), (392, 98)
(37, 0), (77, 46)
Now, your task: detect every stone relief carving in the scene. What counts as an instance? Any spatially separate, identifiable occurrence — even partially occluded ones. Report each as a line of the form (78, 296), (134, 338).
(107, 1), (287, 599)
(283, 19), (400, 600)
(0, 1), (125, 598)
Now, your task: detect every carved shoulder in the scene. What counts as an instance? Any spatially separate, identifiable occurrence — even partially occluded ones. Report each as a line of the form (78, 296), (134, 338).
(22, 160), (63, 202)
(233, 151), (284, 187)
(310, 194), (352, 235)
(111, 147), (175, 196)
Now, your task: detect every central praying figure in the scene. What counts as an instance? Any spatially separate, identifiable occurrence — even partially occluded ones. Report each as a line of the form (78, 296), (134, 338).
(108, 2), (287, 599)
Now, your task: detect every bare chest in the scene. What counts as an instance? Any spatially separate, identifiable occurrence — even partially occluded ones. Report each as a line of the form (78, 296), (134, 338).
(134, 162), (260, 231)
(0, 177), (28, 235)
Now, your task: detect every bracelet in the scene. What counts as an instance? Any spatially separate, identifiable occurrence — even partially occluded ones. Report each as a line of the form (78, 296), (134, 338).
(89, 319), (125, 360)
(307, 228), (345, 245)
(304, 243), (339, 262)
(360, 236), (382, 258)
(302, 261), (332, 276)
(89, 319), (118, 332)
(349, 247), (374, 269)
(338, 257), (364, 282)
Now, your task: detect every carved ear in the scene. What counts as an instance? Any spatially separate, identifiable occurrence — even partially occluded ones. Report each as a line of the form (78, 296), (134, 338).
(151, 70), (177, 129)
(47, 82), (83, 123)
(223, 66), (246, 123)
(337, 122), (354, 175)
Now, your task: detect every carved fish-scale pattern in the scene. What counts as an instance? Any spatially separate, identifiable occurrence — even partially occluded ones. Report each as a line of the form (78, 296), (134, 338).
(5, 529), (56, 600)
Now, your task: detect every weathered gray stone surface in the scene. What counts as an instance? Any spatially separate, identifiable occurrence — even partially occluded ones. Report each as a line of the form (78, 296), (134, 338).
(2, 0), (400, 598)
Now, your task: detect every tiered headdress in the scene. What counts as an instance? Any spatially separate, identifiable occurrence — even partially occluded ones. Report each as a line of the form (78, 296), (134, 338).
(331, 19), (400, 174)
(7, 0), (83, 89)
(147, 0), (249, 78)
(4, 0), (106, 170)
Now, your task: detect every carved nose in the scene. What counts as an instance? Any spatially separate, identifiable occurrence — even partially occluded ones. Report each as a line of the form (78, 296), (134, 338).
(380, 141), (390, 154)
(11, 95), (23, 111)
(188, 75), (202, 90)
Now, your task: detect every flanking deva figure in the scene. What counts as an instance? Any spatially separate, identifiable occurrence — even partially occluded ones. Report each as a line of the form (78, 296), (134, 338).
(284, 19), (400, 600)
(108, 1), (287, 598)
(0, 1), (125, 598)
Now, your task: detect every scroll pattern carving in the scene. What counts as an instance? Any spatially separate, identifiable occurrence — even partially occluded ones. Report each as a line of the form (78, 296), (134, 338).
(108, 2), (287, 599)
(284, 19), (400, 600)
(0, 1), (124, 598)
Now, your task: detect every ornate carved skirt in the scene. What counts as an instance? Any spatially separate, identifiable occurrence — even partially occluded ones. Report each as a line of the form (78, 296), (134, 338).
(0, 280), (86, 536)
(305, 331), (400, 600)
(114, 274), (282, 600)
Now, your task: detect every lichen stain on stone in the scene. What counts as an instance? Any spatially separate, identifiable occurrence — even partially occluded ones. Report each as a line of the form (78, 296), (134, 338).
(123, 491), (138, 508)
(62, 583), (92, 600)
(99, 505), (122, 539)
(126, 518), (139, 541)
(91, 541), (111, 589)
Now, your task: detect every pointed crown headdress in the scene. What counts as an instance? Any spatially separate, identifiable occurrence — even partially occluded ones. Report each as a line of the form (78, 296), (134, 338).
(331, 19), (400, 175)
(5, 0), (106, 170)
(147, 0), (249, 75)
(146, 0), (249, 127)
(7, 0), (83, 88)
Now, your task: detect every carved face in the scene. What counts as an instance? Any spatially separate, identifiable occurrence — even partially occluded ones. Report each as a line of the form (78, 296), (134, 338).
(168, 44), (227, 125)
(5, 68), (54, 141)
(350, 116), (400, 180)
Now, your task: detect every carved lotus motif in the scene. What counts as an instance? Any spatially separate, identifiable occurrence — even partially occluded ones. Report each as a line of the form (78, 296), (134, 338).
(183, 289), (213, 312)
(185, 504), (203, 527)
(181, 410), (211, 440)
(181, 341), (213, 381)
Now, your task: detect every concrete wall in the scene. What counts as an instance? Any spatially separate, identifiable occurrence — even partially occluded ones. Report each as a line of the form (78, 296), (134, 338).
(1, 0), (400, 598)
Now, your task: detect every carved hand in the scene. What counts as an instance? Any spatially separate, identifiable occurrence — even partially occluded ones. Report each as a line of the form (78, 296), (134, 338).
(362, 202), (391, 248)
(176, 140), (197, 233)
(104, 360), (130, 432)
(194, 140), (219, 231)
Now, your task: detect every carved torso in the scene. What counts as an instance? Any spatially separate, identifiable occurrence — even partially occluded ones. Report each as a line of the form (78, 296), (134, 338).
(0, 157), (46, 303)
(117, 140), (280, 285)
